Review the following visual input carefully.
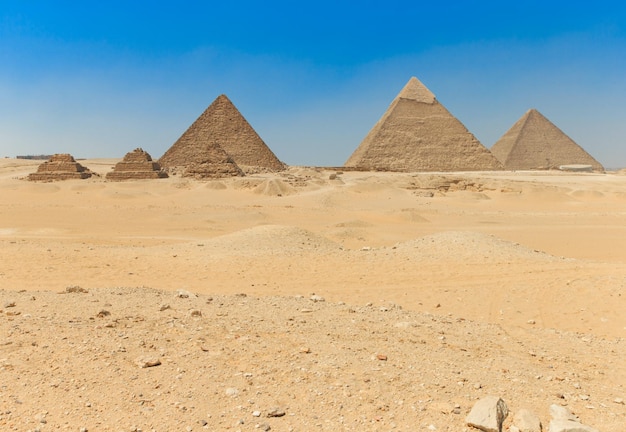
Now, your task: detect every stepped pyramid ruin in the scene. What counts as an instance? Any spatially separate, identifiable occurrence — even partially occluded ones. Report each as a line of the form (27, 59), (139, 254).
(106, 148), (168, 181)
(27, 154), (93, 181)
(490, 109), (604, 171)
(159, 94), (284, 178)
(345, 77), (503, 172)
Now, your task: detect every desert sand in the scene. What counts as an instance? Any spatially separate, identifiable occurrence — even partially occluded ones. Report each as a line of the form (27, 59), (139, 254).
(1, 158), (625, 431)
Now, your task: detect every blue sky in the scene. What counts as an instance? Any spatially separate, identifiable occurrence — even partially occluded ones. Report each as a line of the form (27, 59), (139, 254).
(1, 1), (625, 167)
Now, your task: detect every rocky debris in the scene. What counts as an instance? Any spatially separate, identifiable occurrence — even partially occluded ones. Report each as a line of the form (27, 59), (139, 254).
(106, 148), (168, 181)
(550, 405), (579, 422)
(65, 285), (88, 294)
(466, 396), (509, 432)
(3, 300), (16, 308)
(0, 287), (621, 431)
(267, 408), (286, 418)
(176, 289), (196, 299)
(511, 408), (542, 432)
(135, 356), (161, 368)
(27, 154), (93, 181)
(548, 405), (598, 432)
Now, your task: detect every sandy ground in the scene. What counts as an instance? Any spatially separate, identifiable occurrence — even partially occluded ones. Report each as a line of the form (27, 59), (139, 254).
(1, 158), (625, 431)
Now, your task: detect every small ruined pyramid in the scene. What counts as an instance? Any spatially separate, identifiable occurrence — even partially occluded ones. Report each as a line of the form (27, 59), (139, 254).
(28, 154), (93, 181)
(491, 109), (604, 171)
(106, 148), (168, 181)
(345, 77), (503, 172)
(159, 94), (284, 178)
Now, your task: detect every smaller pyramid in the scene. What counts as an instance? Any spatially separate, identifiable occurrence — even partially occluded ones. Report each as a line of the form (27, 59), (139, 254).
(159, 94), (284, 177)
(491, 109), (604, 171)
(345, 77), (503, 172)
(28, 154), (93, 181)
(106, 148), (168, 181)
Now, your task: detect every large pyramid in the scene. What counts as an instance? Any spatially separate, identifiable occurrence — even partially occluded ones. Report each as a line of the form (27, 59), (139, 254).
(159, 94), (284, 177)
(490, 109), (604, 171)
(345, 77), (503, 172)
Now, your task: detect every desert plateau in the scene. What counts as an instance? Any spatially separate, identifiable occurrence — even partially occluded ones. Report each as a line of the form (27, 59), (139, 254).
(1, 158), (625, 431)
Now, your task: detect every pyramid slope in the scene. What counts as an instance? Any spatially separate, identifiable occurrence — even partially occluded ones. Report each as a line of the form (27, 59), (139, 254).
(106, 148), (168, 181)
(491, 109), (604, 171)
(345, 77), (503, 172)
(159, 95), (284, 176)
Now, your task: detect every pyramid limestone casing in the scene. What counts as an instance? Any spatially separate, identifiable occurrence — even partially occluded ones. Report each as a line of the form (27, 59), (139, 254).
(345, 77), (503, 172)
(490, 109), (604, 171)
(28, 154), (92, 181)
(106, 148), (168, 181)
(159, 94), (284, 177)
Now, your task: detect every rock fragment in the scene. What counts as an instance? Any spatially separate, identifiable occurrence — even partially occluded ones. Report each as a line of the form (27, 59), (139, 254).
(65, 286), (88, 293)
(548, 404), (598, 432)
(267, 408), (286, 417)
(135, 356), (161, 368)
(466, 396), (508, 432)
(512, 408), (542, 432)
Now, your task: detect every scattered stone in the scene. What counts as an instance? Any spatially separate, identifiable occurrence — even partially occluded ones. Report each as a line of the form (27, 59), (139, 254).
(177, 290), (197, 299)
(159, 304), (171, 311)
(548, 419), (599, 432)
(549, 405), (578, 422)
(225, 388), (239, 397)
(97, 310), (111, 318)
(512, 408), (542, 432)
(267, 408), (286, 417)
(376, 354), (388, 361)
(65, 286), (88, 294)
(466, 396), (508, 432)
(614, 397), (624, 405)
(135, 356), (162, 368)
(3, 301), (16, 308)
(309, 294), (325, 302)
(252, 410), (261, 417)
(189, 309), (202, 317)
(259, 423), (271, 431)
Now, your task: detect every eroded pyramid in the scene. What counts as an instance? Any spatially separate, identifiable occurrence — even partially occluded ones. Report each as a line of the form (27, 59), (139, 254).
(159, 94), (284, 177)
(28, 154), (93, 181)
(490, 109), (604, 171)
(106, 148), (168, 181)
(345, 77), (503, 172)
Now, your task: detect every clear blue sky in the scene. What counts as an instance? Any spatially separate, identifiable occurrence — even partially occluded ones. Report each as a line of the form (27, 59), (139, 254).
(1, 1), (625, 167)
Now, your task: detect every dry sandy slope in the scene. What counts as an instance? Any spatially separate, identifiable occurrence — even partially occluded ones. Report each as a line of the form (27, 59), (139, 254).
(1, 158), (625, 430)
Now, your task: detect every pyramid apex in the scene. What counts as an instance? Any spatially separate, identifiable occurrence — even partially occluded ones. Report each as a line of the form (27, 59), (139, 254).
(396, 77), (436, 104)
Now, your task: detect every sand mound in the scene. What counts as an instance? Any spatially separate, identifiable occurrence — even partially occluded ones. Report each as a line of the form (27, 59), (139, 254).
(253, 179), (296, 196)
(393, 231), (557, 262)
(203, 224), (341, 255)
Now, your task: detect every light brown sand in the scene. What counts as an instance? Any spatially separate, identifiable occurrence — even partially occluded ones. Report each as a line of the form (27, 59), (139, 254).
(1, 158), (625, 431)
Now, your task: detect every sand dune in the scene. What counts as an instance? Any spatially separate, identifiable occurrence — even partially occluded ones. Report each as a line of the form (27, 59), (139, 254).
(1, 158), (625, 430)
